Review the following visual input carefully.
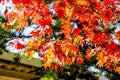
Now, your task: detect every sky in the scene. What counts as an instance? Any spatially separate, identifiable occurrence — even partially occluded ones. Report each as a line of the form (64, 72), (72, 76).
(0, 0), (13, 15)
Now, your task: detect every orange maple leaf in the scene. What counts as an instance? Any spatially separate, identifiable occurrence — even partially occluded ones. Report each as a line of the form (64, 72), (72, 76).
(97, 52), (108, 68)
(27, 49), (35, 58)
(114, 67), (120, 74)
(42, 61), (51, 69)
(115, 31), (120, 41)
(74, 35), (84, 44)
(76, 0), (90, 6)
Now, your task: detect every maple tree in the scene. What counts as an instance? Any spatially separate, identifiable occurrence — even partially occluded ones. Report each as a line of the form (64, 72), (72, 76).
(0, 0), (120, 78)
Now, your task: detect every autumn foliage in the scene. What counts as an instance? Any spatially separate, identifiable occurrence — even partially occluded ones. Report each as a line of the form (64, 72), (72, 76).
(1, 0), (120, 74)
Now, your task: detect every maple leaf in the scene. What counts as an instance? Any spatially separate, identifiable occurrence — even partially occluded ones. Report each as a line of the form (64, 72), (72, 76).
(46, 29), (53, 36)
(15, 4), (24, 11)
(17, 18), (28, 30)
(72, 28), (81, 36)
(96, 51), (108, 68)
(21, 0), (31, 4)
(38, 18), (51, 27)
(74, 35), (84, 45)
(27, 49), (34, 58)
(66, 0), (76, 5)
(55, 7), (66, 18)
(46, 47), (55, 59)
(17, 23), (24, 31)
(31, 30), (41, 37)
(90, 0), (97, 2)
(76, 53), (83, 64)
(76, 57), (83, 64)
(97, 60), (104, 68)
(115, 31), (120, 41)
(57, 63), (63, 72)
(31, 13), (41, 24)
(55, 0), (66, 9)
(65, 57), (72, 65)
(36, 0), (43, 4)
(32, 38), (41, 50)
(50, 62), (57, 71)
(105, 42), (119, 51)
(114, 67), (120, 74)
(4, 9), (8, 16)
(9, 41), (14, 47)
(46, 47), (53, 55)
(85, 48), (94, 61)
(76, 0), (90, 6)
(42, 61), (51, 69)
(9, 41), (24, 50)
(91, 32), (110, 44)
(0, 0), (3, 3)
(12, 0), (19, 4)
(32, 42), (40, 50)
(60, 20), (72, 40)
(103, 0), (115, 7)
(105, 63), (114, 71)
(27, 40), (34, 46)
(103, 9), (112, 20)
(85, 30), (94, 42)
(102, 9), (112, 27)
(16, 41), (25, 50)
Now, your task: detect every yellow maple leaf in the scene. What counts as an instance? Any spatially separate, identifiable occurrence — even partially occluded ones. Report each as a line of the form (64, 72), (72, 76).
(46, 47), (55, 59)
(46, 47), (53, 55)
(27, 40), (34, 46)
(74, 36), (84, 44)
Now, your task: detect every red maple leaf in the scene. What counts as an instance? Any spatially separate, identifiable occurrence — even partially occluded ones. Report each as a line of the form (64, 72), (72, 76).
(9, 41), (24, 50)
(9, 41), (14, 47)
(16, 42), (24, 50)
(105, 42), (119, 51)
(55, 8), (66, 18)
(72, 28), (81, 36)
(21, 0), (31, 4)
(31, 30), (41, 37)
(103, 9), (112, 20)
(65, 0), (76, 5)
(103, 0), (115, 7)
(92, 32), (110, 44)
(12, 0), (19, 4)
(46, 29), (53, 36)
(4, 9), (8, 16)
(38, 19), (51, 27)
(0, 0), (3, 3)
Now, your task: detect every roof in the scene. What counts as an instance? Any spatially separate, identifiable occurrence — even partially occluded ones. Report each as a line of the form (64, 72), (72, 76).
(0, 50), (42, 80)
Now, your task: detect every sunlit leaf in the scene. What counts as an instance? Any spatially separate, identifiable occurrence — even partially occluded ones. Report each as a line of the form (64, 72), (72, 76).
(42, 61), (51, 69)
(27, 49), (34, 58)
